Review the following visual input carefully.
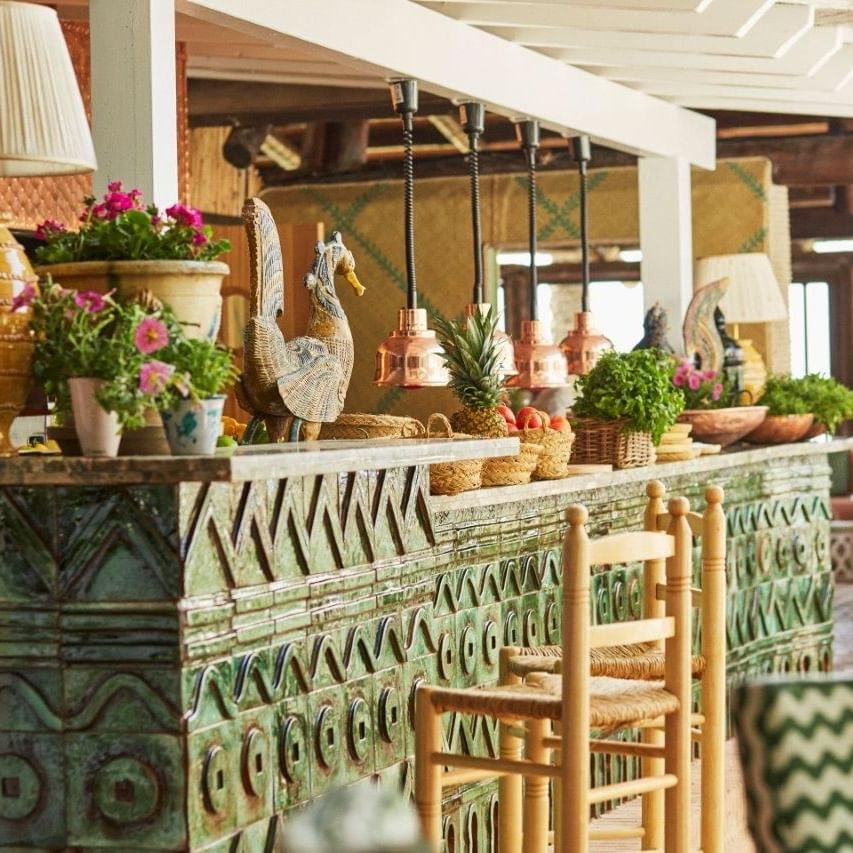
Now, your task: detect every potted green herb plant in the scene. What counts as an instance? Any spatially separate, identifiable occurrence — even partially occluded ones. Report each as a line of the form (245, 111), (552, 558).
(796, 374), (853, 438)
(33, 182), (230, 340)
(154, 336), (238, 456)
(571, 349), (684, 468)
(30, 283), (164, 457)
(672, 359), (768, 447)
(746, 374), (815, 444)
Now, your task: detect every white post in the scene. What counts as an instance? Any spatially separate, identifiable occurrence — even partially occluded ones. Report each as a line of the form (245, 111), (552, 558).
(89, 0), (178, 210)
(638, 156), (694, 355)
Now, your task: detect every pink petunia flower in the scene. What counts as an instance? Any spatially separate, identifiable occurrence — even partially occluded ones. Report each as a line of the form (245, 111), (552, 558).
(712, 383), (723, 401)
(165, 203), (203, 229)
(702, 369), (717, 381)
(10, 283), (36, 313)
(672, 372), (686, 387)
(688, 373), (701, 391)
(191, 229), (208, 247)
(34, 219), (67, 241)
(104, 191), (134, 217)
(107, 180), (124, 193)
(134, 317), (169, 354)
(74, 291), (106, 313)
(139, 360), (175, 395)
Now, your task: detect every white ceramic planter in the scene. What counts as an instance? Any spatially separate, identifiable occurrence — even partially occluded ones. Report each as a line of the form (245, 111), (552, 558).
(161, 396), (225, 456)
(68, 377), (121, 457)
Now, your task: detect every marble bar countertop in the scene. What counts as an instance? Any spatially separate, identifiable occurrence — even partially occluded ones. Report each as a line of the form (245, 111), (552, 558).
(431, 437), (853, 511)
(0, 436), (520, 485)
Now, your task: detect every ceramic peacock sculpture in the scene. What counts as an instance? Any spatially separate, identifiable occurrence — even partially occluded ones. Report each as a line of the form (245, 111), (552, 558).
(236, 198), (365, 442)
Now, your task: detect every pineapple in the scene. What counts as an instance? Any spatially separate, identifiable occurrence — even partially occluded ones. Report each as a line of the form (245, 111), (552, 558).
(434, 306), (509, 437)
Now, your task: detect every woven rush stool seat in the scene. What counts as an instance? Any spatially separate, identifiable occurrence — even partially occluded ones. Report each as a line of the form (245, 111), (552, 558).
(427, 674), (679, 728)
(507, 642), (707, 680)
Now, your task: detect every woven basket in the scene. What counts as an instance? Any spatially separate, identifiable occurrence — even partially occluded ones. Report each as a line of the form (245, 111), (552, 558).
(518, 410), (575, 480)
(319, 413), (425, 440)
(481, 441), (543, 487)
(571, 418), (655, 469)
(424, 414), (482, 496)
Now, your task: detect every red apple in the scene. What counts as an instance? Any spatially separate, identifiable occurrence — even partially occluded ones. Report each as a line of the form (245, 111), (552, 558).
(549, 415), (571, 434)
(497, 404), (516, 424)
(506, 423), (519, 433)
(516, 407), (542, 429)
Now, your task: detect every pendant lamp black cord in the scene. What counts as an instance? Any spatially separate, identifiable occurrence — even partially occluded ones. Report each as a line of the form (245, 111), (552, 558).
(469, 131), (484, 304)
(526, 146), (538, 321)
(579, 156), (590, 312)
(402, 111), (417, 309)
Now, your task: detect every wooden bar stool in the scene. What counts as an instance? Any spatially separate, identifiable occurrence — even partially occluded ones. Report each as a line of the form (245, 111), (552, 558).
(502, 481), (726, 853)
(414, 498), (694, 853)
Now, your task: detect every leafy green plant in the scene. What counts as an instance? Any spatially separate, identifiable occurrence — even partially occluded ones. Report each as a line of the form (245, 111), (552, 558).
(573, 349), (685, 443)
(156, 336), (238, 406)
(759, 373), (853, 432)
(33, 182), (230, 264)
(29, 281), (168, 429)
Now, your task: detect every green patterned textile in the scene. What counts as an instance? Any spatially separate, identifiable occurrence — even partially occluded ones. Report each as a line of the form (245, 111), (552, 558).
(733, 676), (853, 853)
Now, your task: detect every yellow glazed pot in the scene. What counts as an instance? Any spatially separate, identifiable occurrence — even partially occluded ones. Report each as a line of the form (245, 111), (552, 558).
(35, 259), (229, 340)
(0, 225), (38, 455)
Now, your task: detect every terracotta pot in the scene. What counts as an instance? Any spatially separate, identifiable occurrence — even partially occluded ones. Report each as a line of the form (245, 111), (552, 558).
(68, 378), (121, 457)
(678, 406), (768, 448)
(119, 407), (171, 456)
(161, 396), (225, 456)
(745, 413), (814, 445)
(36, 259), (229, 340)
(802, 421), (828, 441)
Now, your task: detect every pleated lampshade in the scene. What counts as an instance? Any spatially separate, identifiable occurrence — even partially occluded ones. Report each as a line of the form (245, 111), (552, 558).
(0, 1), (96, 176)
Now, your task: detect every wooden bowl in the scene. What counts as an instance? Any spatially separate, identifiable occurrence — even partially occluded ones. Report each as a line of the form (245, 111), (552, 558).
(745, 413), (814, 445)
(677, 406), (768, 448)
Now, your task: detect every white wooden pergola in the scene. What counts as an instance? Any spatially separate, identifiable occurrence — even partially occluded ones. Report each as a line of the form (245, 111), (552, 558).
(54, 0), (853, 327)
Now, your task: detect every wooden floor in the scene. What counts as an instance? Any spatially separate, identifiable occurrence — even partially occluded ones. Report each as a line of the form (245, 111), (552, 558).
(588, 582), (853, 851)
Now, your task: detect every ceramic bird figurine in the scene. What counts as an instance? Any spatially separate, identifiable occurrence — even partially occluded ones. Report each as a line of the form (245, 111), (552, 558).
(236, 198), (365, 442)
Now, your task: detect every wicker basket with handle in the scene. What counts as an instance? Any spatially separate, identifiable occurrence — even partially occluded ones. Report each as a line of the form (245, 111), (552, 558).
(319, 413), (425, 440)
(571, 417), (655, 469)
(423, 414), (482, 496)
(518, 410), (575, 480)
(481, 440), (543, 487)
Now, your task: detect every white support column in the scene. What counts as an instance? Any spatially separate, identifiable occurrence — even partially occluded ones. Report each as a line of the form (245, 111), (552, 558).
(638, 156), (694, 354)
(89, 0), (178, 210)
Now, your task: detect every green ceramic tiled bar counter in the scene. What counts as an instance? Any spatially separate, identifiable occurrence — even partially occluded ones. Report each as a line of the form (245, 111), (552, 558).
(0, 437), (845, 850)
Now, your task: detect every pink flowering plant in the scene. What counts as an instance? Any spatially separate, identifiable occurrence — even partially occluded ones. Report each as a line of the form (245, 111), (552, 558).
(671, 359), (733, 410)
(153, 335), (238, 408)
(33, 182), (230, 265)
(28, 280), (179, 428)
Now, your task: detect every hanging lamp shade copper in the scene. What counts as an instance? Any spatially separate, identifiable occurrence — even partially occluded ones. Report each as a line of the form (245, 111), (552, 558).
(507, 119), (568, 390)
(374, 79), (448, 388)
(560, 135), (613, 375)
(458, 101), (517, 377)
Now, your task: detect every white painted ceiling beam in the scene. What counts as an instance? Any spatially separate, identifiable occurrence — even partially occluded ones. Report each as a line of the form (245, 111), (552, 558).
(673, 95), (853, 118)
(417, 0), (774, 39)
(486, 4), (813, 58)
(543, 26), (842, 77)
(176, 0), (716, 167)
(629, 78), (853, 106)
(420, 0), (714, 10)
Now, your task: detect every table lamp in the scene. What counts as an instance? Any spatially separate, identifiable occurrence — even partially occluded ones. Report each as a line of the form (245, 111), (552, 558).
(694, 253), (787, 401)
(0, 1), (96, 453)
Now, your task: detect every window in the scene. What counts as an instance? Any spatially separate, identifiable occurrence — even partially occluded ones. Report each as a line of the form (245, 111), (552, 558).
(789, 282), (830, 377)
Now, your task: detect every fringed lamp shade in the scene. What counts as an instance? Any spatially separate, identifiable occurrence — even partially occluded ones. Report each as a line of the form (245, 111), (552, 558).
(0, 1), (96, 176)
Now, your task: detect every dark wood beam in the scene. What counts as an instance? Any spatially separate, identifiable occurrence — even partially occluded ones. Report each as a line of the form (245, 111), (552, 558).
(791, 209), (853, 240)
(300, 120), (369, 175)
(188, 79), (450, 126)
(789, 186), (836, 209)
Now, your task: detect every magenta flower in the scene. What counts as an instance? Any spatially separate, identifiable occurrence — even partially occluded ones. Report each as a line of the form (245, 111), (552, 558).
(34, 219), (66, 241)
(702, 369), (717, 381)
(107, 180), (123, 193)
(134, 317), (169, 354)
(191, 229), (208, 247)
(166, 203), (203, 229)
(712, 383), (723, 402)
(74, 291), (106, 313)
(688, 373), (701, 391)
(672, 372), (686, 387)
(139, 360), (175, 395)
(10, 283), (36, 313)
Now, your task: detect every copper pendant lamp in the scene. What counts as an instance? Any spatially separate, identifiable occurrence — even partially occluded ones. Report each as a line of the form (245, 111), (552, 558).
(458, 101), (517, 377)
(507, 120), (568, 390)
(560, 135), (613, 375)
(374, 79), (448, 388)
